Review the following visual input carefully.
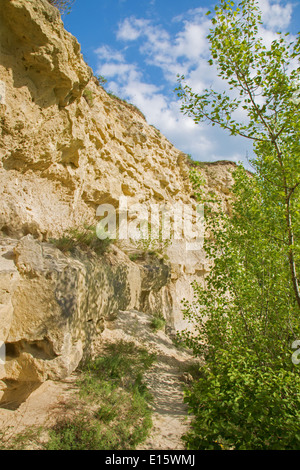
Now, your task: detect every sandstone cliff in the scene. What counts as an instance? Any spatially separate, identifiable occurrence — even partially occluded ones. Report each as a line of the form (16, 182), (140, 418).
(0, 0), (235, 409)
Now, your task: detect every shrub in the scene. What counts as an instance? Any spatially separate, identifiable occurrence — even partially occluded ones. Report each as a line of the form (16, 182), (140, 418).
(83, 89), (94, 107)
(150, 313), (166, 332)
(47, 0), (75, 15)
(185, 154), (203, 168)
(183, 350), (300, 450)
(94, 75), (107, 87)
(46, 416), (103, 451)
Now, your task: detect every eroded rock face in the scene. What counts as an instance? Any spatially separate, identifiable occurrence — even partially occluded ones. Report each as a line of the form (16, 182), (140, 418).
(0, 0), (193, 241)
(0, 235), (174, 408)
(0, 0), (237, 407)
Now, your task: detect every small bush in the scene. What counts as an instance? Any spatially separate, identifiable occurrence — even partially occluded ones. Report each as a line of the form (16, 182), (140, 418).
(94, 75), (107, 87)
(47, 416), (102, 451)
(150, 313), (166, 332)
(129, 253), (140, 262)
(47, 0), (75, 15)
(83, 89), (94, 107)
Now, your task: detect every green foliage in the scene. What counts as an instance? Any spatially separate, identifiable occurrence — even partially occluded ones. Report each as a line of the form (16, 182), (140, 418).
(132, 222), (171, 259)
(129, 253), (140, 262)
(181, 164), (300, 365)
(50, 224), (112, 255)
(177, 0), (300, 145)
(183, 351), (300, 450)
(47, 0), (75, 15)
(107, 91), (120, 100)
(83, 88), (94, 107)
(0, 342), (155, 450)
(177, 0), (300, 450)
(185, 154), (203, 168)
(180, 163), (300, 449)
(46, 341), (156, 450)
(150, 312), (166, 332)
(82, 341), (156, 384)
(94, 75), (107, 87)
(46, 416), (104, 451)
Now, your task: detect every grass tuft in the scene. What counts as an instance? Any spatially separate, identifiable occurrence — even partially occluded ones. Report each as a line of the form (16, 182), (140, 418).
(150, 313), (166, 332)
(49, 224), (113, 255)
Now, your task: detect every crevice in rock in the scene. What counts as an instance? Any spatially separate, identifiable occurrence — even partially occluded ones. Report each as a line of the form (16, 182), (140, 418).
(140, 290), (150, 310)
(5, 337), (58, 362)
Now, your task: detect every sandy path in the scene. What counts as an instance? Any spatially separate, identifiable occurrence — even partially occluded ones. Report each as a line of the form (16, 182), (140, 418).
(137, 352), (192, 450)
(102, 309), (195, 450)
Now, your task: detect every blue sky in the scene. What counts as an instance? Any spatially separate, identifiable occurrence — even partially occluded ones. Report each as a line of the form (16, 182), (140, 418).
(63, 0), (300, 168)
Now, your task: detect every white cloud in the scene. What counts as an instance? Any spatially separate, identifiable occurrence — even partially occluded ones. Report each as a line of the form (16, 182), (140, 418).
(117, 11), (211, 84)
(174, 20), (210, 61)
(117, 17), (149, 41)
(94, 45), (125, 63)
(94, 1), (295, 166)
(259, 0), (293, 30)
(99, 62), (135, 80)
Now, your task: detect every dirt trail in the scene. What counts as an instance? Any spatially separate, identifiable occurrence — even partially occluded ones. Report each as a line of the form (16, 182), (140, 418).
(0, 309), (196, 450)
(137, 352), (192, 450)
(102, 309), (196, 450)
